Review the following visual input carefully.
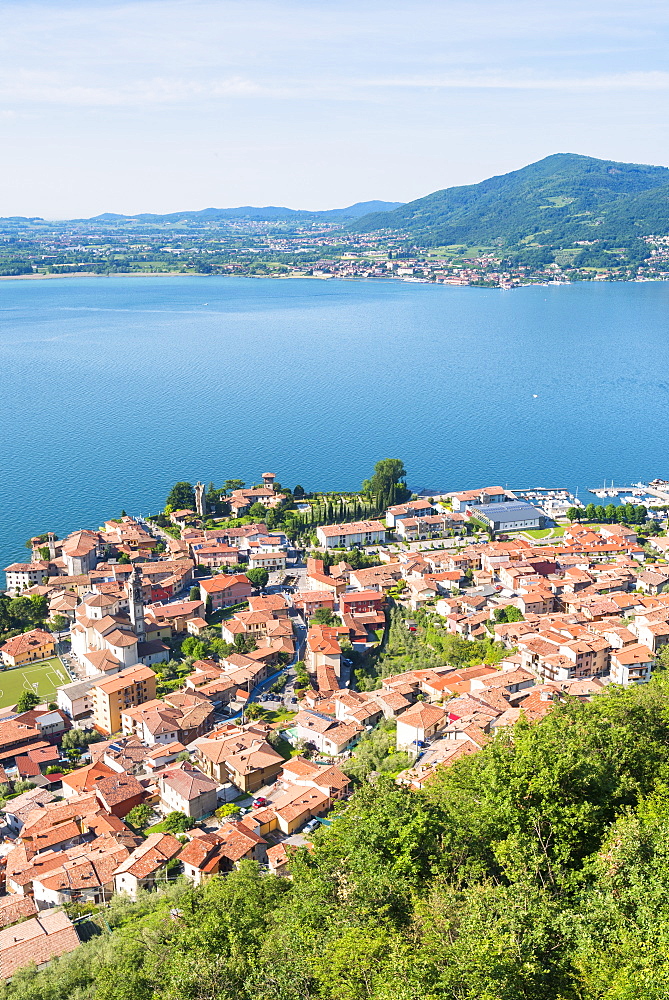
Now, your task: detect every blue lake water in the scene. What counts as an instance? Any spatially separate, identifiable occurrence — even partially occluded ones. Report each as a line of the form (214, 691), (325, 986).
(1, 274), (669, 567)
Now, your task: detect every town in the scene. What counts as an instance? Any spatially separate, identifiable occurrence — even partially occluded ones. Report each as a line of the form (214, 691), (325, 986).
(2, 215), (669, 287)
(0, 466), (667, 976)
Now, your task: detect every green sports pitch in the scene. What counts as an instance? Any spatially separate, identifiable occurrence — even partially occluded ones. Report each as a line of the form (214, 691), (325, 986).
(0, 657), (70, 710)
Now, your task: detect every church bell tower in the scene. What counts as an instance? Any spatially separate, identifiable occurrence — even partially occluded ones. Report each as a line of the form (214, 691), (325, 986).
(128, 564), (145, 639)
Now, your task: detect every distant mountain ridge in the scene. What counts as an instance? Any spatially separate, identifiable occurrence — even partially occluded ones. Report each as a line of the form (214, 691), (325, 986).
(350, 153), (669, 264)
(86, 200), (404, 224)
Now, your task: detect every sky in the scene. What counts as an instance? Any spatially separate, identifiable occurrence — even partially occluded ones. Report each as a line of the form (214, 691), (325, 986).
(1, 0), (669, 217)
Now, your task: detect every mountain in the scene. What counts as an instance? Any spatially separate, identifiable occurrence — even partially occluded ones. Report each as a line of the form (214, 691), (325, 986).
(350, 153), (669, 260)
(87, 200), (404, 225)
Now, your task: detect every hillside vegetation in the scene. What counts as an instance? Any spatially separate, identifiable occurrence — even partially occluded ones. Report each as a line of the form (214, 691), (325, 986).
(8, 675), (669, 999)
(351, 153), (669, 266)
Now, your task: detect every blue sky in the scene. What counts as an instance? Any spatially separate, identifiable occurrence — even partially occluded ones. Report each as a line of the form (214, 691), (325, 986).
(1, 0), (669, 217)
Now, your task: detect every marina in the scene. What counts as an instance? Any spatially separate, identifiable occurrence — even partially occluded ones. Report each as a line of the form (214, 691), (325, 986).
(586, 480), (669, 505)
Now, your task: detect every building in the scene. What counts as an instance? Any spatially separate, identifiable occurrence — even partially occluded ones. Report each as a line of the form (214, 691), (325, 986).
(4, 562), (49, 596)
(396, 702), (448, 753)
(306, 624), (343, 679)
(57, 678), (96, 721)
(316, 520), (386, 550)
(114, 832), (182, 899)
(468, 501), (545, 533)
(199, 573), (252, 612)
(158, 763), (219, 819)
(191, 724), (284, 793)
(385, 500), (435, 528)
(292, 709), (363, 755)
(448, 487), (509, 512)
(1, 629), (55, 668)
(610, 644), (654, 686)
(0, 910), (80, 979)
(91, 664), (156, 735)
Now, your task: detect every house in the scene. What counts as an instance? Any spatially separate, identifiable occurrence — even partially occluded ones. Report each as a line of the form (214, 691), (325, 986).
(94, 772), (147, 818)
(0, 910), (80, 979)
(316, 520), (386, 550)
(306, 624), (342, 680)
(91, 664), (156, 736)
(114, 832), (182, 898)
(609, 643), (654, 686)
(199, 574), (252, 611)
(385, 500), (435, 528)
(1, 629), (55, 668)
(637, 570), (669, 595)
(57, 678), (96, 721)
(121, 692), (213, 746)
(396, 702), (448, 753)
(293, 591), (336, 616)
(292, 709), (363, 755)
(4, 562), (49, 596)
(158, 763), (218, 819)
(179, 821), (266, 883)
(339, 591), (385, 615)
(448, 487), (509, 512)
(191, 725), (284, 793)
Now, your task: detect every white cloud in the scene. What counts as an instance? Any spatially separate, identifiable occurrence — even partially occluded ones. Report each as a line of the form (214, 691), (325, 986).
(364, 71), (669, 92)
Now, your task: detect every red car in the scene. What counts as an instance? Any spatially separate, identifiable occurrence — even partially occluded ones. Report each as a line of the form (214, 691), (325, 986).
(252, 796), (268, 808)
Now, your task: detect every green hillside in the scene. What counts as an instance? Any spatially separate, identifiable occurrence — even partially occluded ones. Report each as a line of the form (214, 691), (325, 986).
(351, 153), (669, 264)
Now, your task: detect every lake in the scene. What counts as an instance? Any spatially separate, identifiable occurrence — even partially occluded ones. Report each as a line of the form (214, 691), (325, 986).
(1, 274), (669, 567)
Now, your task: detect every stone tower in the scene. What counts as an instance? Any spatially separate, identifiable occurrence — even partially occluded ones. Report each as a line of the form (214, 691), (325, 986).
(262, 473), (276, 492)
(128, 564), (145, 639)
(47, 532), (56, 561)
(195, 481), (206, 518)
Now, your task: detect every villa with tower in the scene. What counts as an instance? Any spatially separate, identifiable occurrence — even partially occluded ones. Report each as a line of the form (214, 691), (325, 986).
(227, 473), (282, 517)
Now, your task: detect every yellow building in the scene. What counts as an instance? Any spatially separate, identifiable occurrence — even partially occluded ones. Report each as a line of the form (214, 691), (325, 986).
(92, 663), (156, 735)
(0, 628), (55, 668)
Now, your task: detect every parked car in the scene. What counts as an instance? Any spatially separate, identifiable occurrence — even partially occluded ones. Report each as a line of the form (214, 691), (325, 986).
(303, 819), (319, 834)
(252, 796), (268, 808)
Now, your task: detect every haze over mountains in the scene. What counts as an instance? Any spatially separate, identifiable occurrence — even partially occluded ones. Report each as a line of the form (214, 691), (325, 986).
(86, 200), (404, 224)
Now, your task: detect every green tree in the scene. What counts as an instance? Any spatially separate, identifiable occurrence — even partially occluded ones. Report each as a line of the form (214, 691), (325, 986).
(165, 481), (195, 511)
(15, 691), (40, 713)
(126, 803), (153, 830)
(310, 608), (338, 626)
(48, 614), (69, 632)
(362, 458), (411, 504)
(249, 502), (268, 519)
(161, 810), (195, 833)
(246, 568), (269, 590)
(189, 586), (200, 602)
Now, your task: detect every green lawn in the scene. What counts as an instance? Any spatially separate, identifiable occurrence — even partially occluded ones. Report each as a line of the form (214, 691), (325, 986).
(0, 657), (70, 709)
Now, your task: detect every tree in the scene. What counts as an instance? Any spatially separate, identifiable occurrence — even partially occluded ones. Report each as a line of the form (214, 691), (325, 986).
(161, 810), (194, 833)
(565, 507), (581, 522)
(293, 484), (305, 498)
(249, 502), (267, 519)
(223, 479), (246, 494)
(126, 803), (153, 830)
(310, 608), (338, 626)
(244, 703), (266, 721)
(61, 727), (99, 752)
(246, 568), (269, 590)
(48, 614), (69, 633)
(362, 458), (411, 504)
(165, 481), (195, 511)
(16, 690), (40, 713)
(117, 552), (130, 564)
(189, 586), (201, 602)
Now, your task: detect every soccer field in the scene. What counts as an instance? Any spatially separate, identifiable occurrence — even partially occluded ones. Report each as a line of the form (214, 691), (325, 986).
(0, 657), (70, 710)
